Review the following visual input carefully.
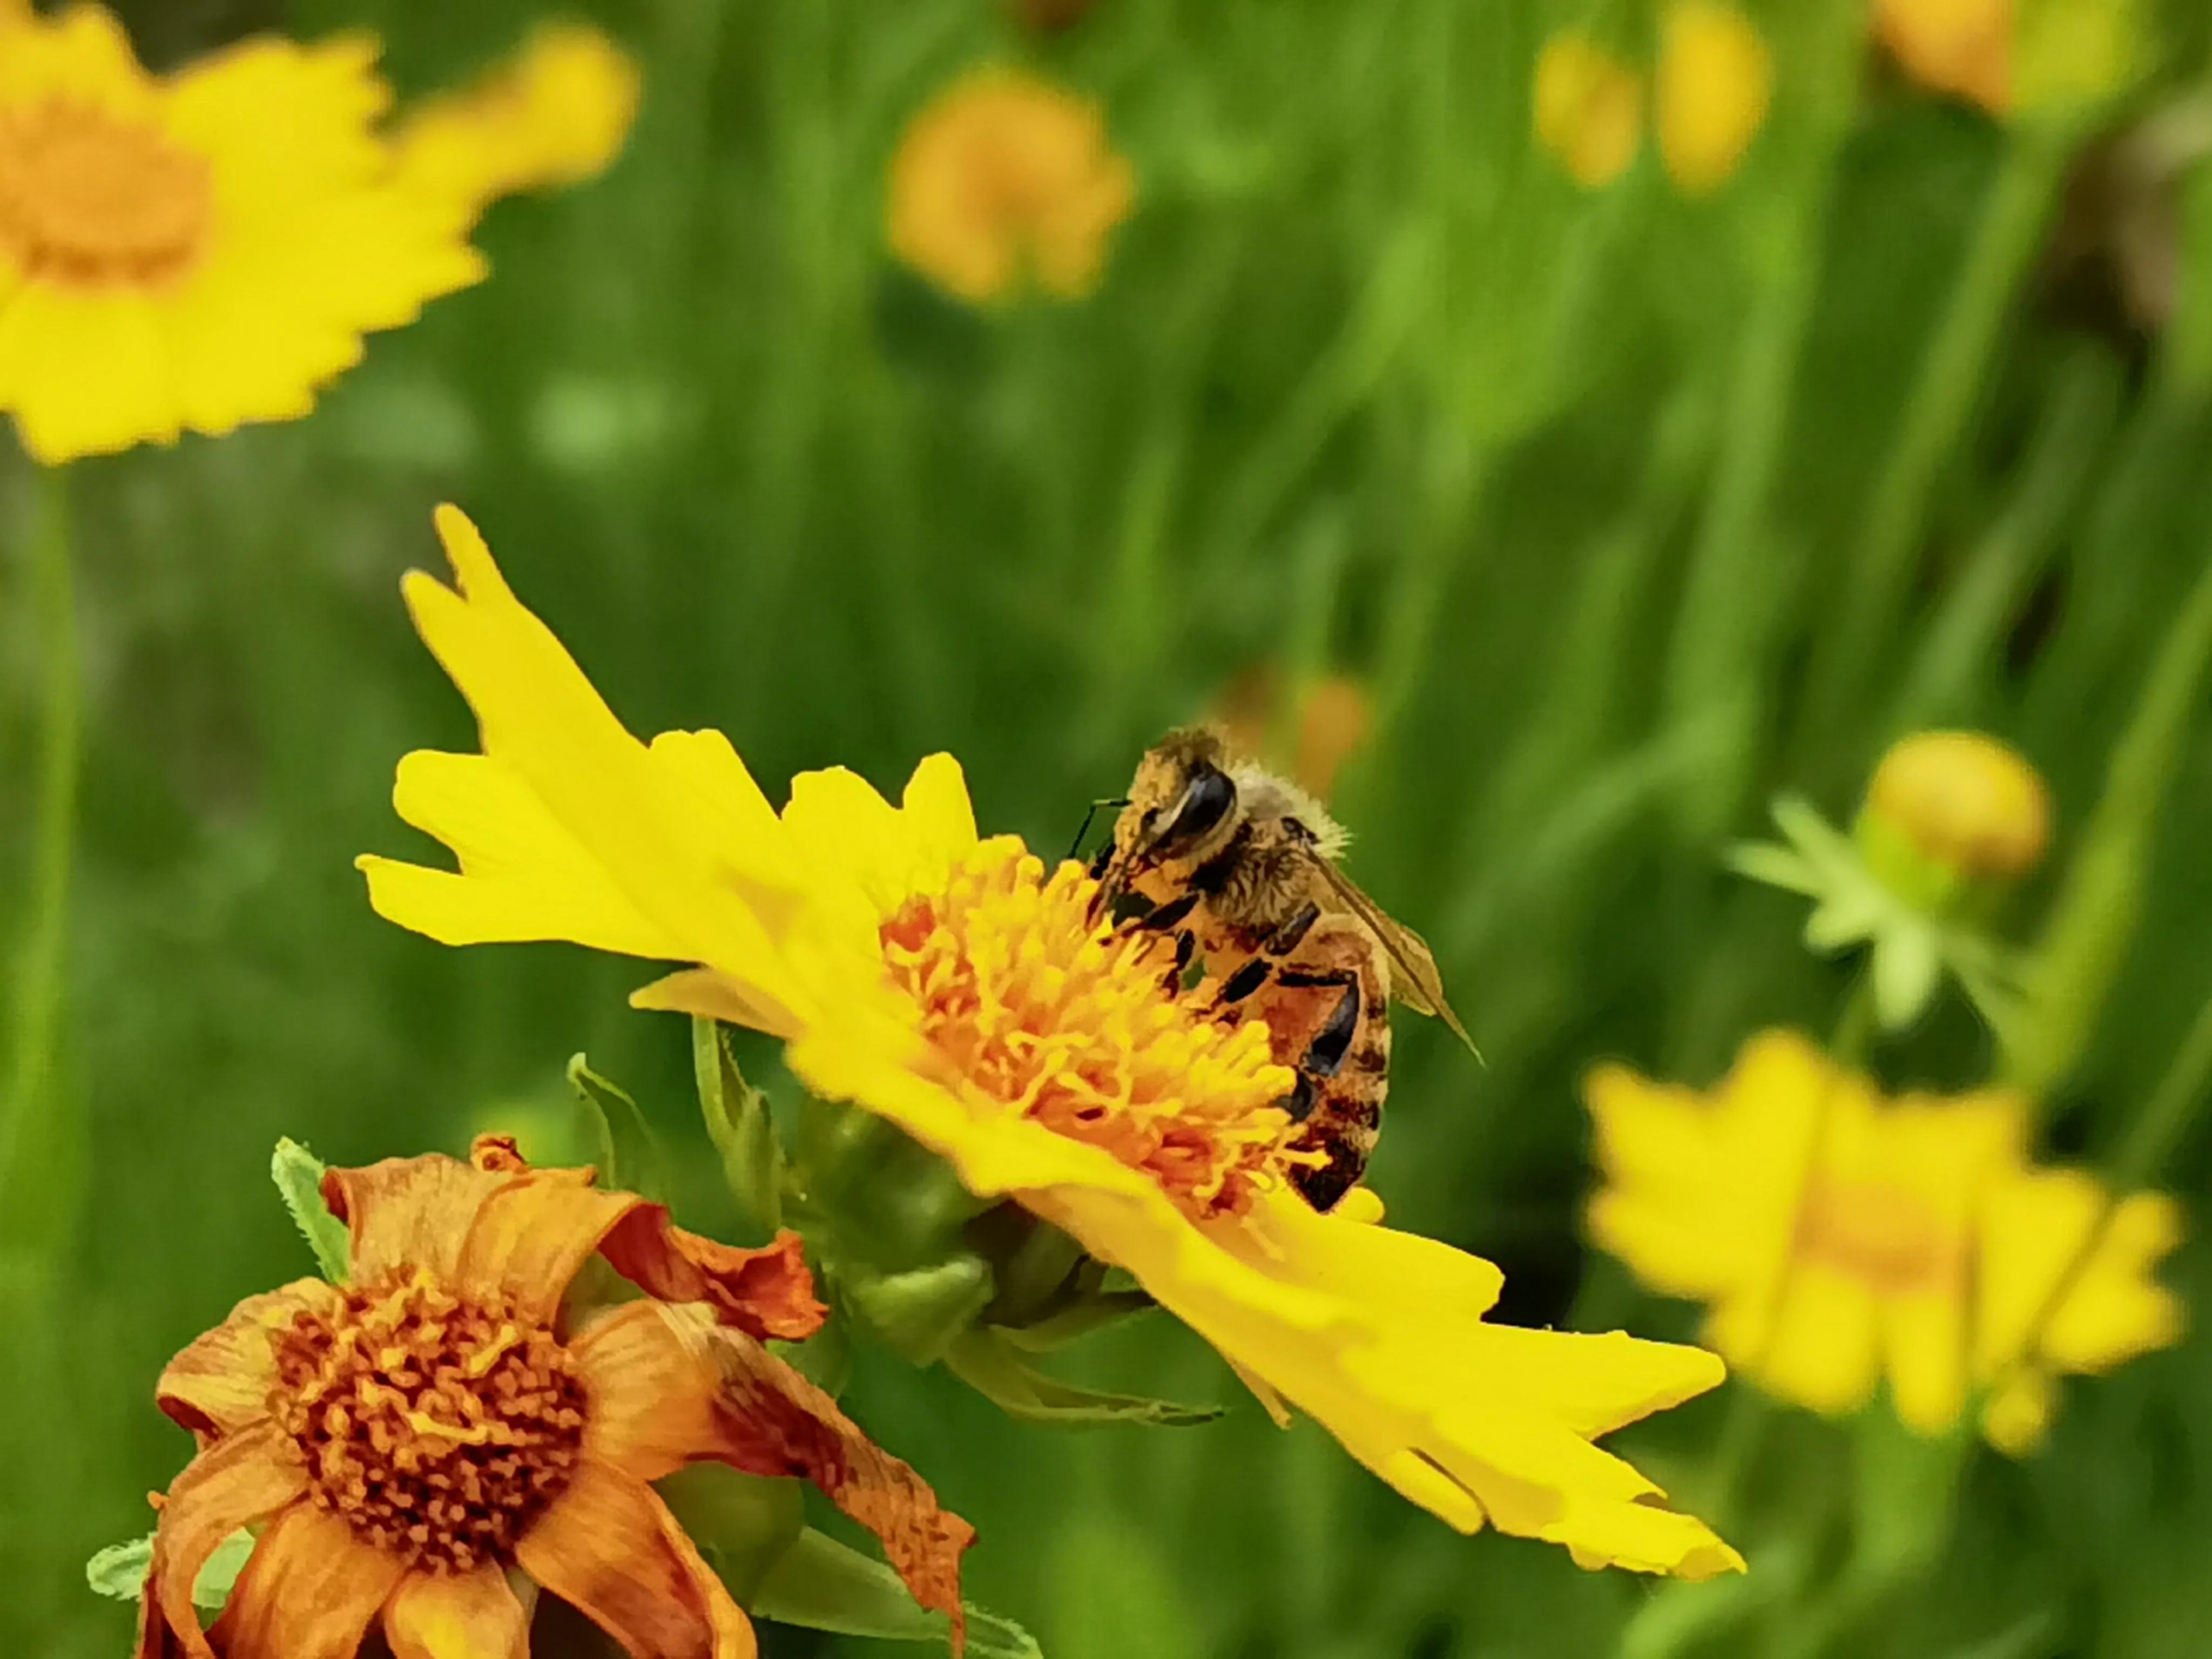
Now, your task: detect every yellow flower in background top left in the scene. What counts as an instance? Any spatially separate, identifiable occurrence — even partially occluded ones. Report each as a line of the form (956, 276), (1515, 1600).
(0, 5), (481, 462)
(392, 23), (642, 231)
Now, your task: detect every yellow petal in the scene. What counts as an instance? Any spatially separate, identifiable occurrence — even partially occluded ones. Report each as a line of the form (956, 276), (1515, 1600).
(361, 508), (818, 1025)
(1756, 1264), (1882, 1417)
(1880, 1289), (1970, 1435)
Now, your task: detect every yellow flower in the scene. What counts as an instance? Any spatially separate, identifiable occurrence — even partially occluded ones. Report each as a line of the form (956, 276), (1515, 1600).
(1874, 0), (2012, 113)
(1533, 31), (1643, 189)
(357, 505), (1744, 1581)
(391, 23), (640, 229)
(1586, 1030), (2184, 1448)
(1864, 730), (2051, 883)
(0, 4), (485, 463)
(887, 67), (1134, 304)
(1655, 1), (1772, 195)
(136, 1138), (972, 1659)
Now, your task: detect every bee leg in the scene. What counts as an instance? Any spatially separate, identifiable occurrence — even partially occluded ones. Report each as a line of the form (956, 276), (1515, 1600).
(1124, 891), (1198, 937)
(1161, 927), (1198, 996)
(1260, 900), (1320, 957)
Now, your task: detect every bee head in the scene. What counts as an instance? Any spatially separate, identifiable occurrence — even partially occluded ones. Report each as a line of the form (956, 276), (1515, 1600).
(1114, 728), (1243, 873)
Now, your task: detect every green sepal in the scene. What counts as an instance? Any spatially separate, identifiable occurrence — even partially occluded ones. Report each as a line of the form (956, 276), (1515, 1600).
(270, 1138), (349, 1282)
(797, 1097), (995, 1264)
(656, 1465), (806, 1607)
(750, 1524), (1043, 1659)
(693, 1019), (782, 1237)
(567, 1054), (670, 1203)
(996, 1289), (1157, 1353)
(844, 1255), (997, 1367)
(86, 1528), (253, 1609)
(942, 1328), (1223, 1426)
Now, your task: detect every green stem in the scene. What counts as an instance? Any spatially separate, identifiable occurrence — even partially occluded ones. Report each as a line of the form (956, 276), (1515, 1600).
(1799, 127), (2072, 760)
(2112, 986), (2212, 1190)
(1661, 174), (1835, 843)
(0, 466), (78, 1258)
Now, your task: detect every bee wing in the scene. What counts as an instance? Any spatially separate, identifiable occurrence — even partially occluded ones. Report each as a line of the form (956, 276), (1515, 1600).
(1309, 858), (1479, 1056)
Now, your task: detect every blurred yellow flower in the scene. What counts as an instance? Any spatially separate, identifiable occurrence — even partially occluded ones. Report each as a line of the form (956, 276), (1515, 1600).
(887, 68), (1134, 304)
(0, 5), (485, 463)
(1587, 1030), (2183, 1449)
(392, 23), (641, 228)
(1533, 31), (1643, 189)
(1876, 0), (2137, 118)
(1656, 1), (1772, 195)
(1875, 0), (2011, 113)
(1864, 730), (2051, 882)
(358, 505), (1745, 1581)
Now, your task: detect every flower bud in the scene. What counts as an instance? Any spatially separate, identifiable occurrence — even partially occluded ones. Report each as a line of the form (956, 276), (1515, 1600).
(1860, 731), (2052, 900)
(1656, 1), (1772, 195)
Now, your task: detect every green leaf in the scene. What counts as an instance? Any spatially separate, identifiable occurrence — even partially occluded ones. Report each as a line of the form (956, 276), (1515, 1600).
(86, 1528), (254, 1609)
(270, 1138), (349, 1282)
(692, 1018), (783, 1236)
(943, 1329), (1224, 1426)
(567, 1054), (669, 1203)
(84, 1535), (151, 1601)
(750, 1525), (1043, 1659)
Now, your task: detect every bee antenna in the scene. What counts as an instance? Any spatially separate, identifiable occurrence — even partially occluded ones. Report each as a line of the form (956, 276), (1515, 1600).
(1066, 797), (1131, 862)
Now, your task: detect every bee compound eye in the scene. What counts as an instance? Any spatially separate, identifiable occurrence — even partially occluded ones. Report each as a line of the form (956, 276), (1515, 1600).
(1150, 763), (1237, 857)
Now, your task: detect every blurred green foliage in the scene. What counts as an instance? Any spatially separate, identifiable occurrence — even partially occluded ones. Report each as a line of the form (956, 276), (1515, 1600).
(7, 0), (2212, 1655)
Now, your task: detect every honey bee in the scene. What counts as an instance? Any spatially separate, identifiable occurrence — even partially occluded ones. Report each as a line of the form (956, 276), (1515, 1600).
(1087, 727), (1473, 1212)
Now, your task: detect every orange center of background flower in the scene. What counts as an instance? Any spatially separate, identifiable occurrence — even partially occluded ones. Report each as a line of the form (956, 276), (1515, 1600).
(1793, 1177), (1953, 1297)
(272, 1267), (587, 1574)
(879, 843), (1304, 1222)
(0, 100), (212, 286)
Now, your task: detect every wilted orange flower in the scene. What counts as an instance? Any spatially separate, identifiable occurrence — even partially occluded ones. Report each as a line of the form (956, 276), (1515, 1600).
(392, 23), (641, 228)
(1586, 1031), (2183, 1451)
(136, 1138), (973, 1659)
(887, 67), (1133, 304)
(0, 4), (485, 463)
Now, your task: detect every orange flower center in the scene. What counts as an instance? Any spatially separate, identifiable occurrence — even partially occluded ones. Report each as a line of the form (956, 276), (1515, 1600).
(879, 840), (1306, 1222)
(272, 1267), (588, 1574)
(0, 100), (213, 287)
(1793, 1177), (1954, 1297)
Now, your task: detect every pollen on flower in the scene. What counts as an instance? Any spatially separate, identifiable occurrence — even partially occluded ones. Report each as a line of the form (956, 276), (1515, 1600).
(0, 100), (212, 287)
(879, 841), (1307, 1221)
(271, 1266), (588, 1574)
